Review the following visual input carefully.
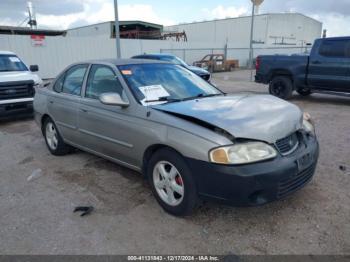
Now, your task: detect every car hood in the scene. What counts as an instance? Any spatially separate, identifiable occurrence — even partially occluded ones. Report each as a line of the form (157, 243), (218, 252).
(152, 94), (303, 143)
(186, 65), (210, 75)
(0, 71), (42, 85)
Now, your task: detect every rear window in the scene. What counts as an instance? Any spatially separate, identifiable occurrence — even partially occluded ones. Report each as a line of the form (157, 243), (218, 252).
(319, 40), (350, 58)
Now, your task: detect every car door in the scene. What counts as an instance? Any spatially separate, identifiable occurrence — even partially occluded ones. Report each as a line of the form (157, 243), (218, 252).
(77, 64), (139, 169)
(213, 55), (224, 71)
(308, 38), (350, 91)
(47, 64), (88, 143)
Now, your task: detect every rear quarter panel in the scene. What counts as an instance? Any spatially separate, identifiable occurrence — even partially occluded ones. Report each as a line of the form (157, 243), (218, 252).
(258, 55), (309, 87)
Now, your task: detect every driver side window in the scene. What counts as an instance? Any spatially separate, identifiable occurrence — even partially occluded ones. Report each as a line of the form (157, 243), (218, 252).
(86, 65), (124, 99)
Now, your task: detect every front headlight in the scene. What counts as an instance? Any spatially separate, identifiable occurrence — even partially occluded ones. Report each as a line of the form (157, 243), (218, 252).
(209, 142), (277, 165)
(303, 112), (315, 135)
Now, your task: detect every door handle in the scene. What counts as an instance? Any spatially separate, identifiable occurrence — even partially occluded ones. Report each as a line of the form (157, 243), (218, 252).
(49, 100), (54, 104)
(312, 60), (321, 64)
(80, 108), (88, 113)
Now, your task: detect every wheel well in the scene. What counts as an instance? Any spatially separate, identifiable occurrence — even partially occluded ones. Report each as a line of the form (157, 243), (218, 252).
(142, 144), (181, 176)
(40, 114), (51, 134)
(269, 70), (293, 83)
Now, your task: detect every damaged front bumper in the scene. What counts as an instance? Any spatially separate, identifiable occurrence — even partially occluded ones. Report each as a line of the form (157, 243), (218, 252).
(186, 133), (319, 206)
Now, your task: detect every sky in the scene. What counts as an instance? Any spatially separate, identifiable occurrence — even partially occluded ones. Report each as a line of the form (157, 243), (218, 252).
(0, 0), (350, 37)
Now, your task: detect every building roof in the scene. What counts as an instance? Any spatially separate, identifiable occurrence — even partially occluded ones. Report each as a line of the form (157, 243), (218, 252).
(0, 25), (66, 36)
(166, 12), (322, 27)
(120, 21), (163, 30)
(68, 20), (163, 31)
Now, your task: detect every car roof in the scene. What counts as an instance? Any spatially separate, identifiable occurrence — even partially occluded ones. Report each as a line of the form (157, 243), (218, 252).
(132, 53), (175, 58)
(0, 50), (16, 55)
(80, 58), (171, 66)
(316, 36), (350, 41)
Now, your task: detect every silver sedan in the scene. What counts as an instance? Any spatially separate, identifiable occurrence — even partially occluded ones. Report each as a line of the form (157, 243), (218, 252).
(34, 59), (319, 216)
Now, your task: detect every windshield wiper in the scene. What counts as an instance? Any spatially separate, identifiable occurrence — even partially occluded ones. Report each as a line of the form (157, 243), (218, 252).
(144, 96), (182, 103)
(182, 93), (223, 101)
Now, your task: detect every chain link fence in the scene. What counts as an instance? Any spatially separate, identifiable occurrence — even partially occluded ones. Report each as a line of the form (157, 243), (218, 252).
(161, 46), (312, 68)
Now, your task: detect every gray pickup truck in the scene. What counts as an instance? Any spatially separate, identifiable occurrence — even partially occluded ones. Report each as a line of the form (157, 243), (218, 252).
(255, 36), (350, 99)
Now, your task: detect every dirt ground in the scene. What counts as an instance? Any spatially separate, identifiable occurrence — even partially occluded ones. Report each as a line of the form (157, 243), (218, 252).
(0, 70), (349, 255)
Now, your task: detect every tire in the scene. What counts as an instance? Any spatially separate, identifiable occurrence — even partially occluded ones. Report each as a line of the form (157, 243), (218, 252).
(269, 76), (293, 100)
(147, 148), (198, 216)
(297, 87), (312, 96)
(43, 118), (71, 156)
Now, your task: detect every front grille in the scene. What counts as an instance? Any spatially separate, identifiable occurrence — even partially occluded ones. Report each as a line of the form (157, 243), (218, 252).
(0, 80), (35, 100)
(275, 132), (299, 155)
(277, 164), (315, 199)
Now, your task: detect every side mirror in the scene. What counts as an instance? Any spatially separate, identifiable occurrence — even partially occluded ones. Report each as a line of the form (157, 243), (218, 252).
(30, 65), (39, 72)
(99, 92), (129, 107)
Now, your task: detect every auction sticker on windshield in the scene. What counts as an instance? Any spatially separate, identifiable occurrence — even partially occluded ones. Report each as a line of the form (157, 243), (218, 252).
(139, 85), (170, 105)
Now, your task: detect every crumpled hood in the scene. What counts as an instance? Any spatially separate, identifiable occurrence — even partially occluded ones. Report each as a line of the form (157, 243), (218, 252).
(152, 94), (303, 143)
(0, 71), (42, 85)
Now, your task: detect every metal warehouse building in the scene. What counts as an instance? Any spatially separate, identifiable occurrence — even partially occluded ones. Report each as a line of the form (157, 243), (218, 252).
(165, 13), (322, 47)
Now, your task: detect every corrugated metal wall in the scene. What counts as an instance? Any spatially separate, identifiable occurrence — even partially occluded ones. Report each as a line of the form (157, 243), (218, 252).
(0, 34), (311, 79)
(0, 35), (179, 79)
(165, 13), (322, 46)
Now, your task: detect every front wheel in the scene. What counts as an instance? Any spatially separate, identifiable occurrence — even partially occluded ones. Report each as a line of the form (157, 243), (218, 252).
(269, 76), (293, 100)
(147, 148), (198, 216)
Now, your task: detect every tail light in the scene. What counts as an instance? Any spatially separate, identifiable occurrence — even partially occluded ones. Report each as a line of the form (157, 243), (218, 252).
(255, 56), (260, 71)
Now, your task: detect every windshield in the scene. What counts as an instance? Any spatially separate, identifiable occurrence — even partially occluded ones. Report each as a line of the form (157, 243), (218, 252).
(160, 56), (188, 67)
(118, 63), (222, 105)
(0, 55), (28, 72)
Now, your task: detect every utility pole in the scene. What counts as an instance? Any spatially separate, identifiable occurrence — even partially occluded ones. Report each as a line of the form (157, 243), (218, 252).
(248, 0), (264, 81)
(114, 0), (121, 58)
(248, 1), (255, 71)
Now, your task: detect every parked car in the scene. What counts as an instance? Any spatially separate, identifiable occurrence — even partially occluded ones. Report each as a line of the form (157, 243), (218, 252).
(0, 50), (42, 118)
(34, 59), (319, 216)
(131, 53), (211, 81)
(255, 36), (350, 100)
(193, 54), (239, 72)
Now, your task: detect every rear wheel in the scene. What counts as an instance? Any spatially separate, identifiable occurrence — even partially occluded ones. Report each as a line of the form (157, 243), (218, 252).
(147, 148), (198, 216)
(297, 87), (312, 96)
(43, 118), (71, 156)
(269, 76), (293, 100)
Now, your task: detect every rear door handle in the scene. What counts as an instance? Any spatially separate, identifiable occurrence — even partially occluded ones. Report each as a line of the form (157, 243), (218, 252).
(80, 108), (88, 113)
(312, 60), (321, 64)
(49, 100), (54, 104)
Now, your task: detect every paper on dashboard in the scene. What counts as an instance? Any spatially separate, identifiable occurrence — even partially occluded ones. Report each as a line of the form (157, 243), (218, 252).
(139, 85), (170, 105)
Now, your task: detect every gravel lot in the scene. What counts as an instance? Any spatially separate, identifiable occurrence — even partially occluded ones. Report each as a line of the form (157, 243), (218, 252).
(0, 70), (349, 255)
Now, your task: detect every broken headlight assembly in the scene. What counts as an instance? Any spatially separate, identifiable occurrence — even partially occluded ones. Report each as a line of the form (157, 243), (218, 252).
(302, 112), (315, 136)
(209, 142), (277, 165)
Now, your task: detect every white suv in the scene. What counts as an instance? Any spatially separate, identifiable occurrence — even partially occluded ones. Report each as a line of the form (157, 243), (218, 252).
(0, 51), (42, 118)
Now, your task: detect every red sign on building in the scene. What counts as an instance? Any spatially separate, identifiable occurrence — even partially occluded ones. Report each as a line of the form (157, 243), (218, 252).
(31, 35), (45, 46)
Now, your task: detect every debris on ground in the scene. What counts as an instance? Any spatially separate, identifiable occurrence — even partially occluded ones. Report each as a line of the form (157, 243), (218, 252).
(339, 165), (347, 172)
(73, 206), (94, 217)
(27, 168), (43, 182)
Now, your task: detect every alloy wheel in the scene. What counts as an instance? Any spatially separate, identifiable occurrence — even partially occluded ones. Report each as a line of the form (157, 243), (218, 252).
(153, 161), (185, 206)
(45, 122), (58, 150)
